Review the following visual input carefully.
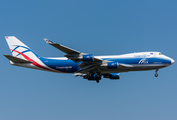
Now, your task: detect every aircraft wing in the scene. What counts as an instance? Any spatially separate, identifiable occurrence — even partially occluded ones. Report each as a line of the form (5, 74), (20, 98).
(44, 38), (80, 54)
(44, 38), (133, 74)
(44, 38), (102, 62)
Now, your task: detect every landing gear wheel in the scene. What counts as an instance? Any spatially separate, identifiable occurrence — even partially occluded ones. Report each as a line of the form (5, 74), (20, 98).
(96, 72), (102, 80)
(97, 72), (101, 75)
(89, 72), (94, 77)
(155, 69), (159, 77)
(155, 73), (158, 77)
(96, 80), (99, 83)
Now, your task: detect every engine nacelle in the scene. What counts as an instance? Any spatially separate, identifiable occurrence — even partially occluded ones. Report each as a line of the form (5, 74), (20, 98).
(78, 54), (94, 61)
(101, 62), (119, 69)
(83, 54), (94, 61)
(108, 62), (119, 68)
(103, 73), (120, 79)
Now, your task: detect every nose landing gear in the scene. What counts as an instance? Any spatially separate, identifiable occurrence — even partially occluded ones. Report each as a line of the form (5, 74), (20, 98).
(155, 69), (158, 77)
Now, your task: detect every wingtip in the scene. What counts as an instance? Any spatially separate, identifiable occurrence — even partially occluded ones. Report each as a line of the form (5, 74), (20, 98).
(44, 38), (53, 44)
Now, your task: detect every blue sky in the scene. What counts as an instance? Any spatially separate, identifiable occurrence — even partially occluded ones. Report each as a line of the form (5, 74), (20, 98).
(0, 0), (177, 120)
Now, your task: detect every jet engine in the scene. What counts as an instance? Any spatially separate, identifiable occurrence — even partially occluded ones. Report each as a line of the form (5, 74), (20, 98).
(78, 54), (94, 61)
(101, 62), (119, 69)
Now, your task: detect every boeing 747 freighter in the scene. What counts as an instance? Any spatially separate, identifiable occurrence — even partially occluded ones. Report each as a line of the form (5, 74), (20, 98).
(4, 36), (175, 83)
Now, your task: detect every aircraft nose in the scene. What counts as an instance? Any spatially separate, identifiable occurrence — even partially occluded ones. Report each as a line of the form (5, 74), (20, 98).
(171, 59), (175, 64)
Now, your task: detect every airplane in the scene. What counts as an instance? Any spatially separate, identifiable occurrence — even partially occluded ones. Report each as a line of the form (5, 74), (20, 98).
(4, 36), (175, 83)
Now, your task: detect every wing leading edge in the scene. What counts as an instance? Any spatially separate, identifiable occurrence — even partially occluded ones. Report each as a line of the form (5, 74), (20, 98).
(44, 38), (80, 55)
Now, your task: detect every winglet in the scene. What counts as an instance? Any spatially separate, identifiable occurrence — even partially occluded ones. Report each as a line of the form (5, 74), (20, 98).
(44, 38), (53, 44)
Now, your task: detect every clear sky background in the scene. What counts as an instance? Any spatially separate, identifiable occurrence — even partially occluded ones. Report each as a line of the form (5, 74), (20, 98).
(0, 0), (177, 120)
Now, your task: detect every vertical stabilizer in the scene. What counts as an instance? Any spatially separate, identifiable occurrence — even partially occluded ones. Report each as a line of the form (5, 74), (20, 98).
(5, 36), (58, 72)
(5, 36), (39, 61)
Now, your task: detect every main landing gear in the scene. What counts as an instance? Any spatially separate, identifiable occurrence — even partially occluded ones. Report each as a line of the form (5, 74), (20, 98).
(155, 69), (158, 77)
(88, 72), (101, 83)
(96, 79), (99, 83)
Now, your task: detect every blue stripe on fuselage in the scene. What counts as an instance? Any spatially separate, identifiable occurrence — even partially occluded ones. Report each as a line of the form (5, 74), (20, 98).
(38, 57), (171, 73)
(103, 57), (171, 65)
(39, 57), (80, 73)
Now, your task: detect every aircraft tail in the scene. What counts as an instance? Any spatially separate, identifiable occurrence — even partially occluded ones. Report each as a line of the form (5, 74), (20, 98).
(5, 36), (40, 62)
(4, 36), (58, 72)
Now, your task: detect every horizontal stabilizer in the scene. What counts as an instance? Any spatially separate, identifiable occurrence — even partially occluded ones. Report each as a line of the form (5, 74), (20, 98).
(4, 55), (32, 63)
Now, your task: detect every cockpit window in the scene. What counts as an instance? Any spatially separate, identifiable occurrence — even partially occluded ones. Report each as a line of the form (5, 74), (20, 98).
(159, 53), (163, 55)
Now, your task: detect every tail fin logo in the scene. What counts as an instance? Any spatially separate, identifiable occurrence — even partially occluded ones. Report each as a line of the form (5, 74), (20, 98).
(10, 45), (56, 72)
(11, 45), (38, 58)
(5, 36), (57, 72)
